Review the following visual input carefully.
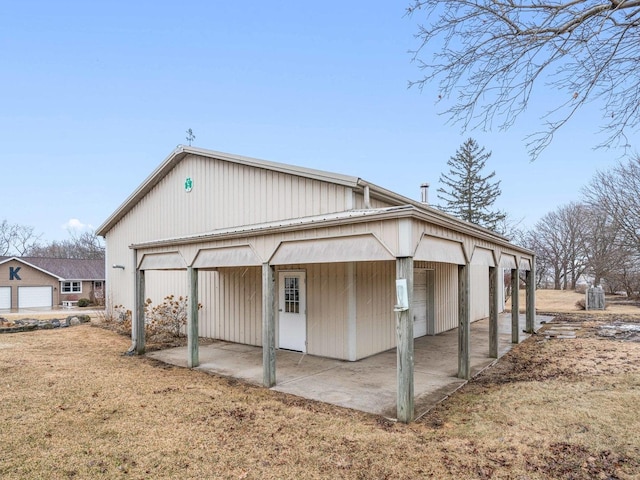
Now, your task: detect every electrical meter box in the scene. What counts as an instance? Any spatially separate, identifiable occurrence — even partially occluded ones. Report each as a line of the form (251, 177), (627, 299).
(394, 279), (409, 312)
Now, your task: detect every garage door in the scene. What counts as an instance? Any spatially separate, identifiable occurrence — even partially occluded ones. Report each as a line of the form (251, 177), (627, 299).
(18, 286), (53, 308)
(413, 269), (435, 338)
(0, 287), (10, 309)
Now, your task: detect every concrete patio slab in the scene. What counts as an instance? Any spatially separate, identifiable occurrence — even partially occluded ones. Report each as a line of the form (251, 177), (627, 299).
(147, 313), (551, 420)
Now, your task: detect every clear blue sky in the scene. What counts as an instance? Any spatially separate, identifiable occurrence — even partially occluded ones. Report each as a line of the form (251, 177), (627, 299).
(1, 1), (635, 242)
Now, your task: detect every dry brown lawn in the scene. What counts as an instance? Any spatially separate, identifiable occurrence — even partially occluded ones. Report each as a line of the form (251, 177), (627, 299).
(525, 288), (640, 315)
(1, 292), (639, 479)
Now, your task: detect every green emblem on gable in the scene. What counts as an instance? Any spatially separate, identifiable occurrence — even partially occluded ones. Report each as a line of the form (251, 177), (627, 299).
(184, 177), (193, 193)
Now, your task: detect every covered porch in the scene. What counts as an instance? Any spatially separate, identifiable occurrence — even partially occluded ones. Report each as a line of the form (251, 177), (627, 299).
(148, 312), (549, 420)
(131, 209), (537, 423)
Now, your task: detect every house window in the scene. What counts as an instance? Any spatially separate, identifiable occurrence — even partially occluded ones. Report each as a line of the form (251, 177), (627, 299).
(94, 281), (103, 290)
(61, 281), (82, 293)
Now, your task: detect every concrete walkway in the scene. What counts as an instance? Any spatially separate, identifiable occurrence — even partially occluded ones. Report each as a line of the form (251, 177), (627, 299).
(147, 313), (551, 420)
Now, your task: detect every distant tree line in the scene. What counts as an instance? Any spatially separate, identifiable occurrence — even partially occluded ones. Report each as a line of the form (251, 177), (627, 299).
(515, 157), (640, 296)
(0, 220), (104, 260)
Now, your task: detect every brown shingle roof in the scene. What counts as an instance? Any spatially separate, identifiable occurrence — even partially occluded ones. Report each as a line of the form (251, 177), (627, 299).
(0, 257), (105, 280)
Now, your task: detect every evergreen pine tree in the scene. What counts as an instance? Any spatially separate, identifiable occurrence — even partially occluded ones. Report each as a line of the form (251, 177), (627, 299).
(437, 138), (506, 231)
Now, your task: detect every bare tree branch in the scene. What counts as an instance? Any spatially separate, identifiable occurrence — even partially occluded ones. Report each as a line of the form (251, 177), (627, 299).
(408, 0), (640, 160)
(0, 220), (41, 256)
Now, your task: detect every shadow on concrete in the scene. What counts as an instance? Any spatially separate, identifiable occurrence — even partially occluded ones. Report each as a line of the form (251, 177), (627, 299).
(147, 313), (552, 420)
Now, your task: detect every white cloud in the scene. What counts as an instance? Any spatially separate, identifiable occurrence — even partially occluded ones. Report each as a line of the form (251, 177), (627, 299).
(62, 218), (94, 232)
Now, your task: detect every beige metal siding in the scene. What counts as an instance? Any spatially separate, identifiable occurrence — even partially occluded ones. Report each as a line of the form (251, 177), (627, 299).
(143, 270), (187, 310)
(198, 267), (262, 345)
(104, 230), (136, 312)
(277, 264), (349, 359)
(304, 263), (349, 359)
(103, 154), (357, 313)
(470, 264), (490, 321)
(353, 192), (398, 210)
(120, 155), (354, 244)
(356, 261), (396, 359)
(415, 261), (458, 334)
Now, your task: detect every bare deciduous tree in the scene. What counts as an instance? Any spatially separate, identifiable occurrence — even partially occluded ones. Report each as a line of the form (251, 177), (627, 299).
(0, 220), (41, 256)
(532, 203), (588, 290)
(0, 220), (15, 255)
(12, 225), (42, 256)
(407, 1), (640, 159)
(580, 206), (630, 287)
(584, 156), (640, 253)
(603, 257), (640, 296)
(26, 230), (104, 259)
(520, 230), (552, 288)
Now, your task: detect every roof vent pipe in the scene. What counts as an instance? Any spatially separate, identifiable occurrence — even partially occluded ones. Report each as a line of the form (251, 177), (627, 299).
(420, 183), (430, 204)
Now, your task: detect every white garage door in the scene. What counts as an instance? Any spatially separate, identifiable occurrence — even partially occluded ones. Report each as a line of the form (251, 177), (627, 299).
(0, 287), (10, 309)
(18, 286), (53, 308)
(413, 269), (435, 338)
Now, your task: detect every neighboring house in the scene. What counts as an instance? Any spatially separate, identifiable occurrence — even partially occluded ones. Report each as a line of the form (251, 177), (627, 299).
(97, 145), (535, 421)
(0, 257), (105, 309)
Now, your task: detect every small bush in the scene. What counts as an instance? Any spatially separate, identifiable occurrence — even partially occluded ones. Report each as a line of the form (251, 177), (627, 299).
(575, 284), (588, 294)
(77, 298), (91, 307)
(575, 299), (586, 310)
(96, 304), (132, 335)
(144, 295), (201, 339)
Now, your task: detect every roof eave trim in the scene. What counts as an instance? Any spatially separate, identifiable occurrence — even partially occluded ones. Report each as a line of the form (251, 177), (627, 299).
(129, 206), (533, 257)
(362, 180), (513, 244)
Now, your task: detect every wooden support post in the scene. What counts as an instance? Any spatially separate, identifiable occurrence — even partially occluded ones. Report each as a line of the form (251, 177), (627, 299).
(135, 268), (146, 355)
(511, 268), (520, 344)
(489, 266), (499, 358)
(525, 263), (536, 334)
(262, 263), (276, 388)
(396, 256), (414, 423)
(187, 266), (199, 368)
(458, 263), (471, 379)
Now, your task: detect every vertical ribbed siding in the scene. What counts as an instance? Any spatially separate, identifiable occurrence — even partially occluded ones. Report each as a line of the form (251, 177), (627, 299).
(425, 262), (489, 333)
(353, 192), (397, 209)
(415, 261), (459, 334)
(143, 270), (189, 333)
(304, 263), (348, 359)
(355, 261), (395, 359)
(200, 267), (261, 346)
(143, 270), (186, 304)
(197, 270), (213, 338)
(105, 154), (356, 316)
(112, 153), (355, 249)
(470, 264), (490, 321)
(277, 264), (348, 360)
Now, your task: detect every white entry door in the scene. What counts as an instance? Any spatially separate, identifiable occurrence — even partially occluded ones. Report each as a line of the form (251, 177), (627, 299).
(278, 271), (307, 352)
(413, 269), (435, 338)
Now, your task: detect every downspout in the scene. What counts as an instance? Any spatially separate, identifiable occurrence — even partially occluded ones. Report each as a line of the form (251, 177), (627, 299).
(125, 248), (138, 355)
(358, 180), (371, 209)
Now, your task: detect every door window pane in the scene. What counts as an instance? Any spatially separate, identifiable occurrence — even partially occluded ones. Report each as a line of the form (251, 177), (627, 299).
(284, 277), (299, 313)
